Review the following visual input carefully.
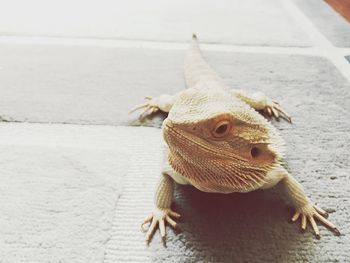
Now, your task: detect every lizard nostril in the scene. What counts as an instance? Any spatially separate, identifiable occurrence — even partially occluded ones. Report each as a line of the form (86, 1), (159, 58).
(251, 147), (260, 158)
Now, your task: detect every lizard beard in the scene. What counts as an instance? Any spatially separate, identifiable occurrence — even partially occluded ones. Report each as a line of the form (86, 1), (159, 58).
(168, 148), (272, 193)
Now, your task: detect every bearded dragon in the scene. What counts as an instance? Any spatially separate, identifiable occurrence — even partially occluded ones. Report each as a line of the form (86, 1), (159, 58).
(131, 34), (340, 242)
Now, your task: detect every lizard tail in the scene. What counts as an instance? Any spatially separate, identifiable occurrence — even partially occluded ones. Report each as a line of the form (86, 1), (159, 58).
(184, 34), (223, 89)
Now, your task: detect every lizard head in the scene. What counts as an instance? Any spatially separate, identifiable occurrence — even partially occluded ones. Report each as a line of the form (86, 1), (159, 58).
(162, 88), (283, 192)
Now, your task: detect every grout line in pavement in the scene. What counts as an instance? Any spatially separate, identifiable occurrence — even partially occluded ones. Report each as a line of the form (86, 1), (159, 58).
(0, 35), (340, 57)
(282, 0), (350, 83)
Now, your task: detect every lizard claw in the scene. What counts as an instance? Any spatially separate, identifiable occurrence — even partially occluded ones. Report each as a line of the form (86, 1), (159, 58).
(264, 101), (292, 123)
(129, 96), (160, 120)
(290, 204), (340, 238)
(141, 208), (181, 243)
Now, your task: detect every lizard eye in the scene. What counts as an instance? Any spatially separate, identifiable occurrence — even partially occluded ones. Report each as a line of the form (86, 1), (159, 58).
(251, 146), (260, 158)
(212, 120), (231, 138)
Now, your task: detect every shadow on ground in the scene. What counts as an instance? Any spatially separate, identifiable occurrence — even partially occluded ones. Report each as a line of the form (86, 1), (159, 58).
(151, 184), (314, 263)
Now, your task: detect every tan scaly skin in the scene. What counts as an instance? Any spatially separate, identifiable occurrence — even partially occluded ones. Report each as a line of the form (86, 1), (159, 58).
(132, 34), (340, 243)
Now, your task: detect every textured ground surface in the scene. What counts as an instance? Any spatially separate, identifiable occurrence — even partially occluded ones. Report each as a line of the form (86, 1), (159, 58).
(0, 0), (311, 46)
(294, 0), (350, 47)
(0, 124), (132, 262)
(0, 0), (349, 262)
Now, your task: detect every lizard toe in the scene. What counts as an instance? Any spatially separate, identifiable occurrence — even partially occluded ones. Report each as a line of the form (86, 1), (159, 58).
(290, 204), (340, 238)
(142, 208), (181, 243)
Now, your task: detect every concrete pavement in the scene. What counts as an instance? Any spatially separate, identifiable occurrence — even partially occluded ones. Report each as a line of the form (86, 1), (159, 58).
(0, 0), (311, 46)
(0, 0), (350, 262)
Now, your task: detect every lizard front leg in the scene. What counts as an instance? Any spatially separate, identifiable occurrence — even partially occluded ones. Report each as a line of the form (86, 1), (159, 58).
(231, 89), (292, 123)
(130, 93), (178, 120)
(280, 171), (340, 238)
(142, 173), (180, 243)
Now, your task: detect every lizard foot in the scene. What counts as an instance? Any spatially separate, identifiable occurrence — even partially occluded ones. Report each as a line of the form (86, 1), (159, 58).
(263, 101), (292, 123)
(129, 96), (160, 120)
(290, 204), (340, 238)
(141, 208), (181, 243)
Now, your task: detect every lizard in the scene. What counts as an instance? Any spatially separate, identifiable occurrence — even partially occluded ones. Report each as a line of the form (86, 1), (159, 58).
(130, 34), (340, 242)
